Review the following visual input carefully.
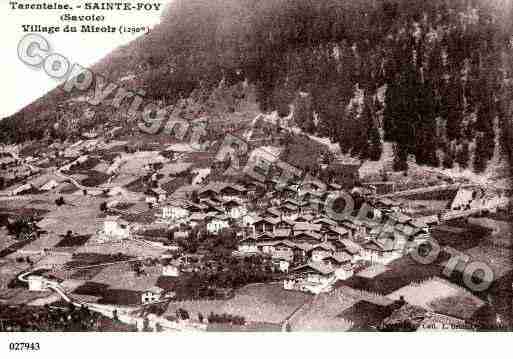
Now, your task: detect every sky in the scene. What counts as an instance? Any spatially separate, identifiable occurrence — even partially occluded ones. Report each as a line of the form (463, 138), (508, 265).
(0, 0), (173, 119)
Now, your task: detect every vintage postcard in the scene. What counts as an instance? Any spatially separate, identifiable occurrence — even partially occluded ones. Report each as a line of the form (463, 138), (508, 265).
(0, 0), (512, 352)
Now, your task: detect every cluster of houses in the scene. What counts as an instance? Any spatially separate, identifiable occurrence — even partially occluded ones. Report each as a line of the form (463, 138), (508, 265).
(139, 178), (434, 294)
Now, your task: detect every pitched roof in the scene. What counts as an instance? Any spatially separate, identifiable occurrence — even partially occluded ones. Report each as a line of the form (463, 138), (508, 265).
(312, 217), (338, 226)
(294, 231), (322, 241)
(338, 238), (362, 254)
(266, 207), (282, 217)
(293, 222), (322, 232)
(308, 242), (336, 252)
(325, 252), (352, 263)
(190, 213), (207, 221)
(291, 261), (335, 275)
(274, 228), (292, 238)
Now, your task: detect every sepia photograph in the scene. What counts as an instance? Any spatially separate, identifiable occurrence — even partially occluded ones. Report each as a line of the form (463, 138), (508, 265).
(0, 0), (512, 351)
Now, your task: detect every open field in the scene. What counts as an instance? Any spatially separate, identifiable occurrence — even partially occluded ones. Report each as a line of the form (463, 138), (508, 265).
(289, 285), (393, 331)
(165, 282), (311, 325)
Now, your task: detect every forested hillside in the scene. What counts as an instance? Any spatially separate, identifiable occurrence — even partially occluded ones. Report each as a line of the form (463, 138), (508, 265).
(2, 0), (513, 174)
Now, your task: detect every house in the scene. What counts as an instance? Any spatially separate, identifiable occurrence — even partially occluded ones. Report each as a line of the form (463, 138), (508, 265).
(375, 198), (404, 213)
(198, 186), (218, 199)
(222, 198), (247, 219)
(186, 202), (208, 213)
(162, 263), (180, 277)
(219, 183), (245, 198)
(141, 286), (164, 304)
(144, 187), (167, 203)
(275, 217), (295, 230)
(279, 203), (299, 218)
(450, 186), (482, 211)
(294, 231), (322, 244)
(313, 217), (338, 231)
(252, 217), (277, 235)
(161, 201), (190, 221)
(308, 242), (336, 262)
(198, 182), (245, 200)
(294, 213), (313, 223)
(99, 216), (130, 241)
(286, 262), (336, 293)
(40, 179), (60, 191)
(189, 213), (207, 227)
(11, 183), (34, 195)
(324, 226), (350, 242)
(241, 213), (258, 227)
(322, 253), (354, 279)
(207, 215), (230, 234)
(265, 207), (282, 218)
(273, 228), (291, 240)
(305, 198), (325, 213)
(359, 232), (406, 265)
(293, 222), (322, 235)
(238, 237), (259, 254)
(27, 276), (48, 291)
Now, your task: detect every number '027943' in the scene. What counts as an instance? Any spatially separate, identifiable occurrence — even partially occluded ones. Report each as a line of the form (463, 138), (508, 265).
(9, 342), (40, 351)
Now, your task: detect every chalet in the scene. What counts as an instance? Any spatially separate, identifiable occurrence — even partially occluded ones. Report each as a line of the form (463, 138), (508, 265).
(27, 276), (48, 291)
(312, 217), (338, 231)
(293, 222), (322, 234)
(241, 213), (259, 227)
(271, 256), (292, 272)
(252, 217), (277, 235)
(161, 201), (190, 221)
(40, 179), (60, 191)
(294, 231), (322, 244)
(324, 226), (350, 242)
(257, 240), (295, 256)
(186, 202), (208, 213)
(273, 228), (291, 240)
(340, 219), (366, 240)
(275, 217), (295, 230)
(359, 232), (406, 265)
(219, 183), (245, 197)
(200, 198), (222, 209)
(286, 262), (336, 292)
(162, 262), (180, 277)
(326, 258), (354, 280)
(222, 198), (246, 219)
(322, 252), (352, 267)
(206, 215), (230, 234)
(294, 213), (313, 223)
(98, 216), (130, 241)
(334, 238), (362, 257)
(282, 185), (299, 197)
(189, 213), (207, 227)
(12, 183), (35, 195)
(308, 242), (336, 262)
(256, 232), (275, 242)
(238, 237), (259, 254)
(198, 186), (218, 199)
(299, 190), (324, 203)
(305, 198), (325, 213)
(265, 207), (282, 218)
(375, 198), (404, 213)
(450, 186), (475, 211)
(279, 203), (299, 217)
(198, 182), (246, 200)
(141, 286), (164, 304)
